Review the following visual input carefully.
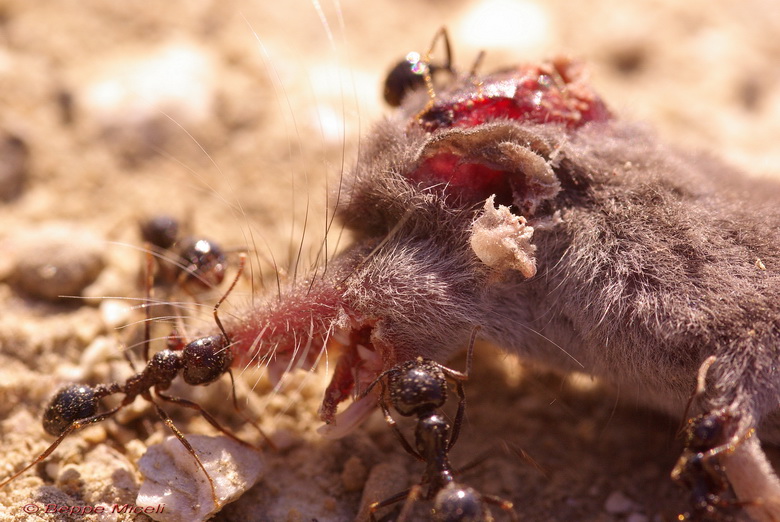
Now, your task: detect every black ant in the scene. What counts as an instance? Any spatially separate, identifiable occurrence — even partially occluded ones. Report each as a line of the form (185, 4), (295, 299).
(383, 27), (456, 108)
(672, 356), (755, 521)
(0, 253), (271, 508)
(363, 331), (517, 521)
(139, 214), (228, 295)
(672, 409), (755, 521)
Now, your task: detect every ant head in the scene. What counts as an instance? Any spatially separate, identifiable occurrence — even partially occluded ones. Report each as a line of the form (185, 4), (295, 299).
(177, 237), (227, 290)
(140, 215), (180, 250)
(388, 358), (448, 417)
(433, 482), (483, 522)
(687, 411), (727, 452)
(383, 29), (454, 108)
(383, 52), (431, 107)
(181, 335), (232, 386)
(42, 384), (99, 436)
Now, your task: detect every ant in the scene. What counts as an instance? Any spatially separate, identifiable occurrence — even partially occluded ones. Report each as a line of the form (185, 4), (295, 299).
(672, 410), (755, 522)
(383, 27), (456, 108)
(0, 252), (271, 508)
(363, 330), (517, 521)
(139, 214), (228, 296)
(672, 357), (755, 521)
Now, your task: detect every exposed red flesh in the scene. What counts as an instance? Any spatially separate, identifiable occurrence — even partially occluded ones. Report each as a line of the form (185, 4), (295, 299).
(417, 58), (611, 132)
(406, 58), (608, 207)
(407, 153), (514, 206)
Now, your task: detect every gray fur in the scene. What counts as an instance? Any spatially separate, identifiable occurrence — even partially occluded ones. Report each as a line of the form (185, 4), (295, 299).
(328, 97), (780, 517)
(339, 113), (780, 442)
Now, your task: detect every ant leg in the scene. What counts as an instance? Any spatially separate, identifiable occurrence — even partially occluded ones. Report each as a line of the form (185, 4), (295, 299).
(705, 424), (757, 461)
(368, 487), (414, 522)
(377, 379), (423, 461)
(0, 405), (123, 488)
(419, 27), (452, 104)
(397, 483), (424, 522)
(469, 50), (486, 77)
(443, 326), (478, 450)
(361, 364), (400, 397)
(154, 390), (257, 449)
(427, 27), (453, 73)
(143, 246), (155, 362)
(155, 373), (276, 451)
(150, 400), (220, 507)
(408, 27), (454, 118)
(212, 252), (246, 343)
(481, 493), (518, 522)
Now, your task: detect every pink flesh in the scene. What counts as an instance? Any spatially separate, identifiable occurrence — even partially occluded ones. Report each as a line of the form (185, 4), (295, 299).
(408, 59), (610, 205)
(407, 153), (515, 206)
(417, 60), (611, 132)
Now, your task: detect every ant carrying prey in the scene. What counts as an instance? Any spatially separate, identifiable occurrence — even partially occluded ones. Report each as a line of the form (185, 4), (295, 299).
(0, 253), (270, 511)
(363, 331), (517, 521)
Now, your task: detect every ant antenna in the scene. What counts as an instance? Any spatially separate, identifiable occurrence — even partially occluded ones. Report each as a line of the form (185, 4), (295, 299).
(677, 355), (717, 437)
(212, 252), (244, 344)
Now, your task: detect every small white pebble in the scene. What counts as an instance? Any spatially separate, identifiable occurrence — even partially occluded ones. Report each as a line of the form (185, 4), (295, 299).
(136, 435), (264, 522)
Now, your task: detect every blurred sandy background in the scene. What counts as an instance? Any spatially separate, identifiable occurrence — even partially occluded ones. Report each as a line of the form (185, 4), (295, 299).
(0, 0), (779, 520)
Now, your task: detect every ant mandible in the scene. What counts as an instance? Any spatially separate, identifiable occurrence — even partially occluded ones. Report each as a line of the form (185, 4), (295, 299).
(363, 329), (517, 521)
(0, 252), (271, 508)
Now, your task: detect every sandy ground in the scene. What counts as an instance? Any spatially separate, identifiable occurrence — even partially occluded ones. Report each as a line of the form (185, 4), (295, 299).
(0, 0), (779, 520)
